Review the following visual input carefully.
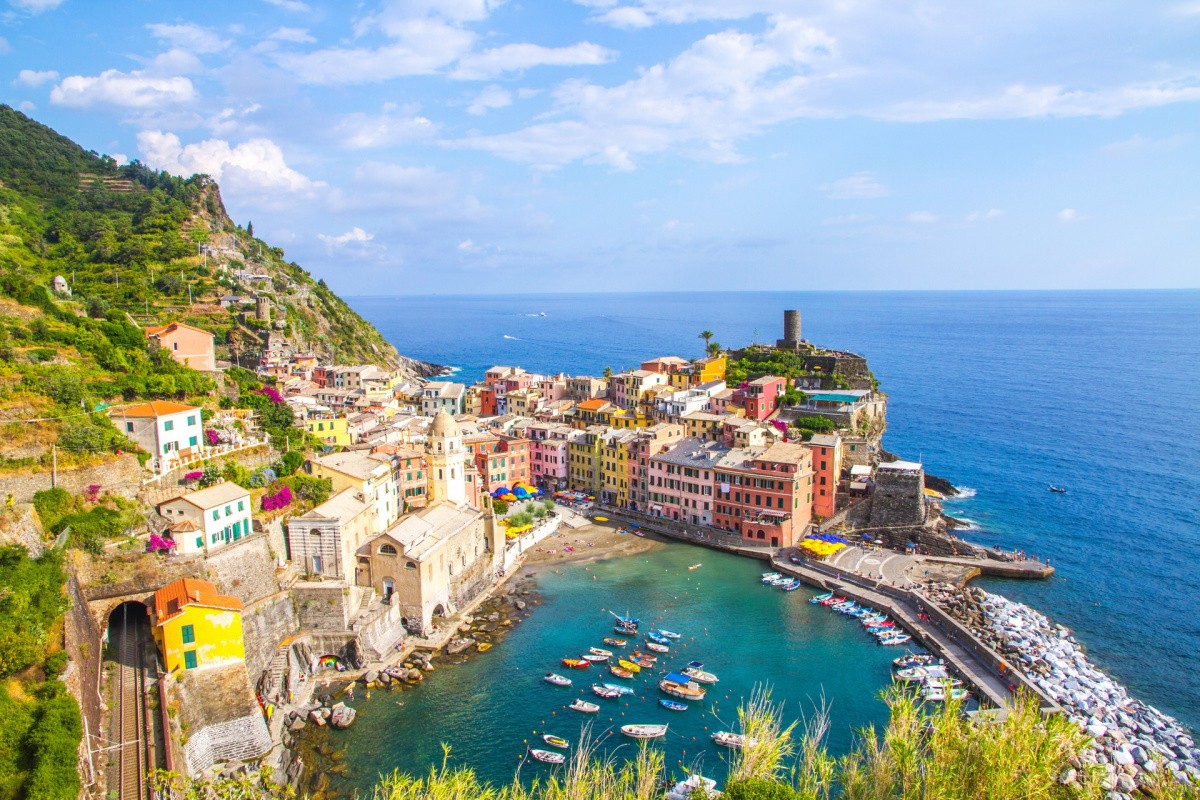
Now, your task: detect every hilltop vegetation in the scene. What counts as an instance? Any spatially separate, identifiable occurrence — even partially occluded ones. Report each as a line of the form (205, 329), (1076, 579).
(0, 105), (432, 471)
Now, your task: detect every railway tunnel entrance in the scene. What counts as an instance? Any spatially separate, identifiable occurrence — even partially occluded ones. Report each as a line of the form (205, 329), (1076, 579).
(103, 602), (164, 800)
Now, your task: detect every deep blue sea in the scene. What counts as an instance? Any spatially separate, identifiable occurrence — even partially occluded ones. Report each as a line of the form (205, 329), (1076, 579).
(346, 290), (1200, 746)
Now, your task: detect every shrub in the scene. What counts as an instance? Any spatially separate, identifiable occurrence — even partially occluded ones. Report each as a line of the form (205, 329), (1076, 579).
(43, 651), (67, 676)
(198, 463), (221, 487)
(32, 488), (72, 531)
(276, 450), (304, 477)
(261, 484), (293, 511)
(491, 499), (508, 515)
(83, 484), (102, 503)
(724, 778), (799, 800)
(255, 386), (284, 404)
(182, 470), (203, 484)
(204, 428), (224, 446)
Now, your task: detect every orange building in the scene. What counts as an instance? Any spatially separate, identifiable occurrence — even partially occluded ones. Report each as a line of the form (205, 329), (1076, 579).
(144, 322), (216, 372)
(805, 433), (843, 519)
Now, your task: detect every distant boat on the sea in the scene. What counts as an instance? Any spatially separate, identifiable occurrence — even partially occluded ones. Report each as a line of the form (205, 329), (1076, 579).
(1049, 485), (1067, 493)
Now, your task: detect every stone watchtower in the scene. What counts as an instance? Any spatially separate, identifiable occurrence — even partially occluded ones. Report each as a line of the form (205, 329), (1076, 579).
(776, 309), (803, 351)
(255, 294), (270, 324)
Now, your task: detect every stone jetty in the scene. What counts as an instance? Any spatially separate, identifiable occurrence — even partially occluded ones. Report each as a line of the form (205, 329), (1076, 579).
(931, 584), (1199, 794)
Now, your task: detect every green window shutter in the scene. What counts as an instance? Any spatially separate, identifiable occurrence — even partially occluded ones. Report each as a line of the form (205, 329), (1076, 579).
(164, 420), (174, 432)
(184, 650), (198, 670)
(196, 537), (203, 549)
(189, 436), (198, 447)
(181, 624), (195, 644)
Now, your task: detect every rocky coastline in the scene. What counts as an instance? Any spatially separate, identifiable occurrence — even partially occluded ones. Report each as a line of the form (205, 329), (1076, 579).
(930, 584), (1198, 795)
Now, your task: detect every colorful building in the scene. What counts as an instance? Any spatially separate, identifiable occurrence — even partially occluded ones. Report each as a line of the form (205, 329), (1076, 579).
(151, 578), (246, 673)
(157, 481), (253, 555)
(572, 398), (617, 429)
(526, 422), (571, 489)
(144, 322), (216, 372)
(627, 423), (686, 512)
(115, 400), (204, 471)
(303, 413), (352, 446)
(307, 450), (400, 534)
(713, 442), (814, 548)
(733, 375), (786, 420)
(421, 381), (467, 416)
(646, 438), (724, 525)
(805, 433), (843, 519)
(599, 429), (636, 506)
(567, 427), (605, 493)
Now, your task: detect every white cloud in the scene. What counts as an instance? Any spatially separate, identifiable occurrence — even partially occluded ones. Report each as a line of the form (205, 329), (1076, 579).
(50, 70), (195, 109)
(453, 41), (616, 80)
(819, 172), (888, 200)
(1057, 208), (1085, 222)
(275, 19), (475, 83)
(14, 69), (59, 87)
(595, 7), (655, 28)
(262, 0), (309, 11)
(457, 238), (481, 253)
(146, 22), (229, 54)
(137, 130), (318, 192)
(319, 227), (374, 246)
(8, 0), (64, 13)
(269, 26), (315, 43)
(908, 211), (938, 224)
(335, 105), (437, 148)
(966, 208), (1004, 222)
(466, 85), (512, 115)
(207, 104), (263, 136)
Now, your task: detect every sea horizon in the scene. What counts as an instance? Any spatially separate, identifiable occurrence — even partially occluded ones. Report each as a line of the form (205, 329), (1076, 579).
(347, 287), (1200, 302)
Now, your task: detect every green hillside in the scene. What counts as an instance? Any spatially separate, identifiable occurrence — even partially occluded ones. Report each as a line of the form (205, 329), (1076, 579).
(0, 105), (435, 471)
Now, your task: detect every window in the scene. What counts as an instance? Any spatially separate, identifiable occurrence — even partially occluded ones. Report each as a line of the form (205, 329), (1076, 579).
(195, 537), (203, 549)
(187, 415), (196, 426)
(212, 510), (220, 521)
(380, 544), (398, 555)
(181, 624), (195, 644)
(164, 420), (174, 432)
(225, 505), (232, 516)
(238, 500), (244, 511)
(189, 436), (198, 447)
(126, 422), (134, 433)
(184, 650), (197, 670)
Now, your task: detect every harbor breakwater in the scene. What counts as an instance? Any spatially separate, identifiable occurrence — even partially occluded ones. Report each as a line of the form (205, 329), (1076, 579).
(931, 585), (1199, 794)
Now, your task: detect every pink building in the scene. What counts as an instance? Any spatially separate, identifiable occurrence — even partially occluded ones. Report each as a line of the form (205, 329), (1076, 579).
(733, 376), (786, 420)
(144, 322), (216, 372)
(526, 422), (571, 488)
(645, 438), (724, 525)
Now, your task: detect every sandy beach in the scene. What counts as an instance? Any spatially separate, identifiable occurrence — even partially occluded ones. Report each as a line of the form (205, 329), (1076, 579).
(519, 517), (662, 572)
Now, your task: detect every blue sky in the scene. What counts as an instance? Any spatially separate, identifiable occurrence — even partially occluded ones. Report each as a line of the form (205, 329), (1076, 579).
(3, 0), (1199, 295)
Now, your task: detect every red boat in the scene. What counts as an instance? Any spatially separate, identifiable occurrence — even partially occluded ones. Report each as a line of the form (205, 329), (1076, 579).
(819, 596), (847, 606)
(561, 658), (590, 669)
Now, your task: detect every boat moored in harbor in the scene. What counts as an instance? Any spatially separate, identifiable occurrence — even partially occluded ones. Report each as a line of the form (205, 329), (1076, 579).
(543, 672), (572, 687)
(569, 699), (600, 713)
(621, 723), (668, 739)
(529, 748), (565, 764)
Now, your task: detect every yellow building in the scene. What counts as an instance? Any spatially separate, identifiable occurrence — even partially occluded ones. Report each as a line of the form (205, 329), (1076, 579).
(599, 430), (636, 506)
(694, 354), (727, 384)
(572, 398), (617, 429)
(304, 414), (352, 446)
(151, 578), (246, 673)
(610, 408), (653, 429)
(567, 427), (605, 493)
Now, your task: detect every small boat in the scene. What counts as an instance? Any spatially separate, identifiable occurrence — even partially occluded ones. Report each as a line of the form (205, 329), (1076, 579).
(666, 773), (719, 800)
(476, 642), (493, 652)
(544, 672), (572, 687)
(923, 684), (968, 702)
(879, 633), (912, 645)
(589, 647), (613, 658)
(647, 632), (670, 644)
(659, 698), (688, 711)
(614, 626), (639, 636)
(633, 530), (646, 537)
(569, 699), (600, 713)
(542, 734), (569, 749)
(561, 658), (590, 669)
(630, 650), (657, 662)
(609, 665), (634, 679)
(711, 730), (757, 749)
(761, 573), (782, 584)
(683, 666), (719, 684)
(895, 665), (950, 683)
(602, 637), (627, 647)
(864, 618), (894, 628)
(592, 684), (621, 699)
(610, 612), (640, 629)
(581, 653), (609, 662)
(781, 580), (802, 592)
(659, 673), (707, 700)
(821, 596), (847, 606)
(893, 653), (940, 670)
(529, 748), (565, 764)
(621, 724), (668, 740)
(657, 629), (681, 639)
(810, 592), (833, 604)
(646, 642), (669, 653)
(1049, 485), (1067, 494)
(602, 683), (634, 696)
(688, 563), (702, 571)
(617, 659), (641, 673)
(594, 516), (609, 522)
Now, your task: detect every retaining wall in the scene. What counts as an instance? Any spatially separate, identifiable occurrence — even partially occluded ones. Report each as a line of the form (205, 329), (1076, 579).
(0, 453), (143, 503)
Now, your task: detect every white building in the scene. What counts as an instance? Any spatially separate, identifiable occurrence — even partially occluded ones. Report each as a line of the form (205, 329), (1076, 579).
(157, 481), (253, 555)
(114, 401), (204, 472)
(421, 381), (466, 416)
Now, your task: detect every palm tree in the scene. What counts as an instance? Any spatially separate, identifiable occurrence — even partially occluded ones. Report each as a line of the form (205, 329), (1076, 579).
(698, 330), (714, 356)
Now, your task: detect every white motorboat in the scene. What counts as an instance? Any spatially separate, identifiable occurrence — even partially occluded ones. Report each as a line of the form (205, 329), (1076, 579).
(621, 723), (668, 739)
(543, 672), (572, 687)
(666, 773), (722, 800)
(711, 730), (758, 749)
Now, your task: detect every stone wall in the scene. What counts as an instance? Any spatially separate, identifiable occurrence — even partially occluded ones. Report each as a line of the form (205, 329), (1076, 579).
(0, 504), (47, 556)
(241, 593), (299, 679)
(182, 712), (272, 775)
(293, 583), (354, 632)
(869, 467), (927, 527)
(0, 453), (143, 504)
(63, 575), (105, 782)
(205, 534), (282, 606)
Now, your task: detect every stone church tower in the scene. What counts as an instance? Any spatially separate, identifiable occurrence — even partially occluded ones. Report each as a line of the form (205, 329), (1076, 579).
(426, 410), (466, 507)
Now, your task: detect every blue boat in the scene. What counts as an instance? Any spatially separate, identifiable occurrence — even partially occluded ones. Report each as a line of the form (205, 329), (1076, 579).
(659, 698), (688, 711)
(610, 612), (640, 629)
(779, 579), (801, 591)
(647, 632), (670, 644)
(810, 592), (833, 604)
(657, 629), (681, 639)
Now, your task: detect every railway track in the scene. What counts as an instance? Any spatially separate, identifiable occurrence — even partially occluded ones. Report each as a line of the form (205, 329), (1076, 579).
(113, 606), (149, 800)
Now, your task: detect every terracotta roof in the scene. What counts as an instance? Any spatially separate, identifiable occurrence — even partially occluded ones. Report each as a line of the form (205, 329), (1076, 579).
(144, 321), (215, 339)
(119, 400), (200, 418)
(576, 398), (611, 411)
(153, 578), (243, 624)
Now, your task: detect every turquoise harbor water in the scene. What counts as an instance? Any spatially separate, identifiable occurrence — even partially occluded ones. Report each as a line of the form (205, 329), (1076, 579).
(329, 545), (896, 794)
(328, 289), (1200, 791)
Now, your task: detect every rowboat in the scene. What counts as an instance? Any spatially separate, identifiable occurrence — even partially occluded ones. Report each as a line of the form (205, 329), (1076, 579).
(561, 658), (590, 669)
(821, 596), (847, 606)
(592, 684), (621, 699)
(610, 612), (640, 629)
(542, 734), (569, 749)
(621, 724), (668, 740)
(879, 633), (912, 645)
(602, 683), (634, 696)
(646, 642), (669, 653)
(761, 572), (781, 583)
(609, 665), (634, 679)
(683, 666), (719, 684)
(647, 632), (670, 644)
(895, 665), (950, 683)
(711, 731), (757, 749)
(569, 699), (600, 713)
(893, 653), (940, 670)
(614, 626), (639, 636)
(581, 653), (609, 662)
(589, 647), (613, 658)
(659, 698), (688, 711)
(602, 637), (627, 647)
(617, 659), (641, 673)
(543, 672), (572, 687)
(659, 673), (707, 700)
(629, 650), (657, 663)
(658, 629), (681, 639)
(529, 748), (565, 764)
(810, 592), (833, 604)
(781, 580), (802, 592)
(666, 773), (719, 800)
(688, 563), (702, 570)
